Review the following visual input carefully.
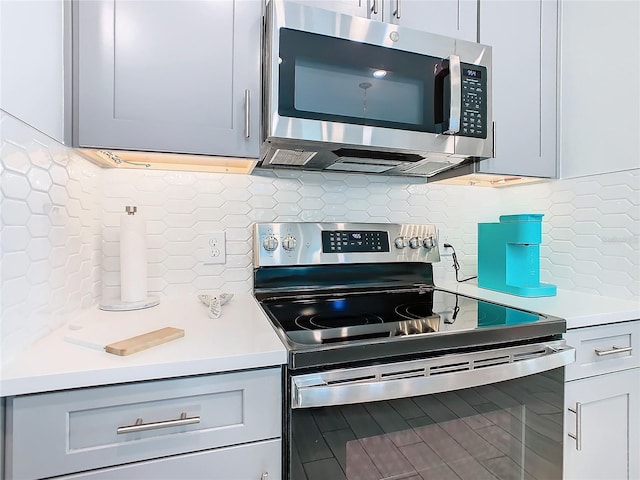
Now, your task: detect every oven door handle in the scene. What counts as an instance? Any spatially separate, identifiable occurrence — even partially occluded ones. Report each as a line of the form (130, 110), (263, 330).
(291, 341), (575, 409)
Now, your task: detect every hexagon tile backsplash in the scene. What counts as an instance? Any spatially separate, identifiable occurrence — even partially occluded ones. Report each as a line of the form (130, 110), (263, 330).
(100, 166), (639, 302)
(1, 113), (102, 364)
(2, 113), (639, 364)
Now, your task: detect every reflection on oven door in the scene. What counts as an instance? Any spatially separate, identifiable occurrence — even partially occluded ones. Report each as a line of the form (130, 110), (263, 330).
(290, 367), (564, 480)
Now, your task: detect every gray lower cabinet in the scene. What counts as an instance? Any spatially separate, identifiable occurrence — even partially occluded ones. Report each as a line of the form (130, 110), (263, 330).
(74, 0), (261, 158)
(4, 367), (282, 480)
(477, 0), (558, 178)
(564, 321), (640, 480)
(59, 439), (281, 479)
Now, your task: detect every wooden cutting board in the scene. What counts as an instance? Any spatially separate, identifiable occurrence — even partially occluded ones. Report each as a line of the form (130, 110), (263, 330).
(64, 325), (184, 355)
(105, 327), (184, 356)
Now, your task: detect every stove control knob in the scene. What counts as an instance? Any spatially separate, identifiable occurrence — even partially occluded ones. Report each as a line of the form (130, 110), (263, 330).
(423, 236), (435, 249)
(394, 237), (406, 249)
(282, 235), (297, 251)
(409, 237), (421, 249)
(262, 235), (279, 252)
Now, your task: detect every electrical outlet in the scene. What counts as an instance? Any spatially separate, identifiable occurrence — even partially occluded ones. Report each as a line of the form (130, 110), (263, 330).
(440, 233), (453, 256)
(204, 232), (226, 264)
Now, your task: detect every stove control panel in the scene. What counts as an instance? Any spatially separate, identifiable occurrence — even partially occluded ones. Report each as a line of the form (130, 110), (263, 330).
(322, 230), (390, 253)
(254, 222), (440, 266)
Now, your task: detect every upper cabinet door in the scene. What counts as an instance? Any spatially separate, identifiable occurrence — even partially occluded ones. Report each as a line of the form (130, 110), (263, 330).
(289, 0), (369, 17)
(559, 0), (639, 178)
(74, 0), (261, 158)
(294, 0), (477, 40)
(385, 0), (477, 42)
(477, 0), (558, 178)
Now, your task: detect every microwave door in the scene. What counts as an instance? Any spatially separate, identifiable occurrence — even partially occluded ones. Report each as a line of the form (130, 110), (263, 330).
(274, 28), (458, 137)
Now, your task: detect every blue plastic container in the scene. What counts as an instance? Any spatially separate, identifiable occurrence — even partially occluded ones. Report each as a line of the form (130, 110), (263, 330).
(478, 214), (556, 297)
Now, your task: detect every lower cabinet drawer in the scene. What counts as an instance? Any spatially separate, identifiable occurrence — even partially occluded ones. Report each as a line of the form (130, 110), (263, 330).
(59, 439), (282, 480)
(5, 367), (281, 480)
(565, 320), (639, 381)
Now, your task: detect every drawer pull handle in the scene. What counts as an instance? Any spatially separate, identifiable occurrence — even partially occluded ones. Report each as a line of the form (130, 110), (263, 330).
(594, 345), (632, 356)
(568, 402), (582, 451)
(116, 412), (200, 435)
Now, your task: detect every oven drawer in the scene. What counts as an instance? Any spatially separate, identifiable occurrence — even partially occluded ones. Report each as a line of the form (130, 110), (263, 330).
(565, 320), (640, 381)
(5, 367), (281, 480)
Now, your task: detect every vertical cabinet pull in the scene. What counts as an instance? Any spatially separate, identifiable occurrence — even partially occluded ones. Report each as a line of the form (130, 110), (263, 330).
(568, 402), (582, 451)
(492, 121), (497, 158)
(393, 0), (401, 18)
(244, 89), (251, 138)
(370, 0), (378, 15)
(261, 473), (269, 480)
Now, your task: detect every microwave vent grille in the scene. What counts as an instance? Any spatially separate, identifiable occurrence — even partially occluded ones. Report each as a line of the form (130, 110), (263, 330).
(403, 161), (456, 176)
(267, 149), (317, 166)
(327, 160), (395, 173)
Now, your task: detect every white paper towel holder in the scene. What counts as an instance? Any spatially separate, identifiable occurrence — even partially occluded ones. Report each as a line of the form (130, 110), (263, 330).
(99, 205), (160, 311)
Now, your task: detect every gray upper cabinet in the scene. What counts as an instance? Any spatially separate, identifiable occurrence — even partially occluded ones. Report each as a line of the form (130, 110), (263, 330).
(380, 0), (477, 42)
(559, 0), (639, 178)
(74, 0), (261, 158)
(477, 0), (558, 178)
(293, 0), (476, 41)
(289, 0), (369, 17)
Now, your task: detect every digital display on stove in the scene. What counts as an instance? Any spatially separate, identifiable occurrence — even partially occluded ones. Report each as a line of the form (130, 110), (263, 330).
(322, 230), (390, 253)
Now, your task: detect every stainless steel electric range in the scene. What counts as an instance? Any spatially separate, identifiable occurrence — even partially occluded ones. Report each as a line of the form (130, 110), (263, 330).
(253, 222), (575, 480)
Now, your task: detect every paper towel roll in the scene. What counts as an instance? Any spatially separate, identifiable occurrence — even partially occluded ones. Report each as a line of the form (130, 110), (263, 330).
(120, 207), (148, 303)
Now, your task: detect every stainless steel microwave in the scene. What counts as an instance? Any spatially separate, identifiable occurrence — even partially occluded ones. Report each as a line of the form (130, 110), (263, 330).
(258, 0), (493, 178)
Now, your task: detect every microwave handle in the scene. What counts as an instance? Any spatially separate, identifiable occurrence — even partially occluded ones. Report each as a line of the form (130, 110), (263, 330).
(434, 55), (462, 135)
(445, 55), (461, 134)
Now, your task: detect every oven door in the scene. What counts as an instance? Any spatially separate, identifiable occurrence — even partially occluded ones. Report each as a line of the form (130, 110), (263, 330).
(288, 340), (574, 480)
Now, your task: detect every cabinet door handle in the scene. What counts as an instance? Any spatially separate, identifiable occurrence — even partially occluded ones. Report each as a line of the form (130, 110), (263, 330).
(594, 345), (632, 356)
(567, 402), (582, 451)
(116, 412), (200, 435)
(492, 121), (497, 158)
(244, 89), (251, 138)
(370, 0), (378, 15)
(261, 474), (269, 480)
(393, 0), (400, 18)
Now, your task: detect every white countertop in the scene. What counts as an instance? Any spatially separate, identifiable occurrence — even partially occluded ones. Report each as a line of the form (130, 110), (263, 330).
(0, 294), (287, 397)
(3, 284), (638, 398)
(437, 281), (640, 328)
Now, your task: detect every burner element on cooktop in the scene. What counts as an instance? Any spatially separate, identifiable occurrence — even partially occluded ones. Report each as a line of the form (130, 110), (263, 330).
(295, 313), (384, 330)
(395, 303), (433, 320)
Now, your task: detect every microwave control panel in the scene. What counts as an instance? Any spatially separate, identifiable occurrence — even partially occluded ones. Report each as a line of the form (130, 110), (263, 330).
(460, 64), (488, 139)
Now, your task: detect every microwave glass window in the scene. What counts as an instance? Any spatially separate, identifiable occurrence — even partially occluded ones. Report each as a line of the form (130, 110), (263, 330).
(294, 58), (423, 125)
(278, 28), (444, 133)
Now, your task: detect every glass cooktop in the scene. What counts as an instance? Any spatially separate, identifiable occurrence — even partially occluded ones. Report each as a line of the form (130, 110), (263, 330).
(260, 289), (559, 346)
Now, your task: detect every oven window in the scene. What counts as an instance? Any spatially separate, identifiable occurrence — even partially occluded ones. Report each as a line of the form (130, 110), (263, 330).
(289, 368), (564, 480)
